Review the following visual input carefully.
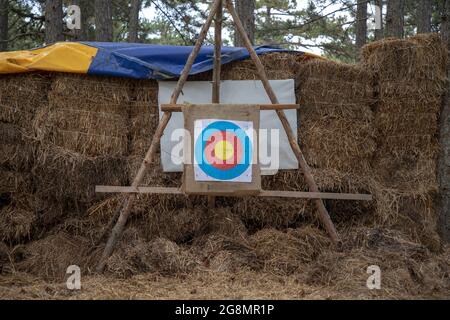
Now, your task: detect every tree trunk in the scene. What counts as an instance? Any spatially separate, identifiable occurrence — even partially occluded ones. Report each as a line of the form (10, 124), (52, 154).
(386, 0), (405, 38)
(129, 0), (141, 42)
(374, 0), (384, 40)
(95, 0), (113, 41)
(356, 0), (368, 50)
(0, 0), (8, 51)
(417, 0), (432, 33)
(438, 0), (450, 243)
(234, 0), (255, 46)
(44, 0), (64, 44)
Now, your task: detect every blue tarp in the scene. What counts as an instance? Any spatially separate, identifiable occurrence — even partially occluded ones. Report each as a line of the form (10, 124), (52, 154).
(83, 42), (302, 79)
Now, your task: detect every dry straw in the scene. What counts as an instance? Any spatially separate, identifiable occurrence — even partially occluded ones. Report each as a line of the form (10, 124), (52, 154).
(362, 33), (447, 248)
(0, 44), (448, 295)
(297, 59), (376, 174)
(0, 73), (50, 134)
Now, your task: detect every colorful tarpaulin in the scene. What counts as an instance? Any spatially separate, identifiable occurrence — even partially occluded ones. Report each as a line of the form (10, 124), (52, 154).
(0, 41), (318, 79)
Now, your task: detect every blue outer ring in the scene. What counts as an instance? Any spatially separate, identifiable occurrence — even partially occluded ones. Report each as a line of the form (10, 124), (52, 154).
(195, 121), (252, 181)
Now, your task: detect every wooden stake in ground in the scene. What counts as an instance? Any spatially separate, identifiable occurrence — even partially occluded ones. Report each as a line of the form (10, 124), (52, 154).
(208, 0), (223, 210)
(224, 0), (340, 245)
(96, 0), (223, 272)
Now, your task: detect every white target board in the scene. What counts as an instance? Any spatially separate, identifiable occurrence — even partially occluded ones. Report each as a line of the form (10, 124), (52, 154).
(158, 80), (298, 174)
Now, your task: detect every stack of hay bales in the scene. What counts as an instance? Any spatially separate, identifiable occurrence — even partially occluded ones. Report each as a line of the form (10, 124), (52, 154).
(293, 59), (376, 224)
(0, 74), (50, 244)
(361, 34), (448, 248)
(33, 74), (131, 211)
(0, 74), (48, 194)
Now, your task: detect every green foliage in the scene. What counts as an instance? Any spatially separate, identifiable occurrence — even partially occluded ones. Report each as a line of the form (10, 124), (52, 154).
(1, 0), (446, 63)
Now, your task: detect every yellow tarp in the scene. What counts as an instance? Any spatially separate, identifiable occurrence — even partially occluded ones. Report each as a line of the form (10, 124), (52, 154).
(0, 42), (97, 74)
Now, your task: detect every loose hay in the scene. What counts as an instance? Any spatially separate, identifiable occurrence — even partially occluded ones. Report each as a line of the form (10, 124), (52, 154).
(250, 227), (329, 275)
(106, 229), (199, 278)
(0, 170), (31, 194)
(16, 232), (90, 282)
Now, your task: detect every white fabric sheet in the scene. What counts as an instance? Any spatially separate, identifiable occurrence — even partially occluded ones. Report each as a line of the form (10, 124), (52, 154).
(158, 80), (298, 174)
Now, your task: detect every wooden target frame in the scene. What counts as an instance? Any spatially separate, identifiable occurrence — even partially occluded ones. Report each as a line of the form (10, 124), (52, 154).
(94, 0), (372, 272)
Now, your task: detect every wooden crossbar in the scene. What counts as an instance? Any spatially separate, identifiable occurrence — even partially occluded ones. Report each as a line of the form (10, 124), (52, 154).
(95, 185), (372, 201)
(160, 103), (300, 112)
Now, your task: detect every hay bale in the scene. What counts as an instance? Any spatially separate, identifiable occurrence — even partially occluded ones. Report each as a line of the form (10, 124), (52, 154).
(221, 52), (303, 80)
(35, 106), (128, 157)
(0, 205), (36, 243)
(250, 227), (329, 275)
(33, 145), (128, 206)
(362, 33), (447, 82)
(34, 74), (132, 157)
(0, 123), (36, 171)
(297, 59), (375, 174)
(49, 73), (133, 110)
(362, 34), (446, 162)
(0, 73), (50, 134)
(186, 52), (304, 82)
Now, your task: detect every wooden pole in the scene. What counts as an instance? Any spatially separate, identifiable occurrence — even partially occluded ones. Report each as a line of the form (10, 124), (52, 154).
(209, 0), (223, 210)
(225, 0), (340, 245)
(212, 0), (222, 103)
(170, 0), (222, 104)
(161, 103), (299, 112)
(96, 112), (172, 272)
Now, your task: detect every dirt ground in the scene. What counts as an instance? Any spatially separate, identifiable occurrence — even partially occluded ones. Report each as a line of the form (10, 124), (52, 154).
(0, 267), (448, 300)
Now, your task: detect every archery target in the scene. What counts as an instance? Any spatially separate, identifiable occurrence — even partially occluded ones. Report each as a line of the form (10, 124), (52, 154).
(194, 119), (254, 182)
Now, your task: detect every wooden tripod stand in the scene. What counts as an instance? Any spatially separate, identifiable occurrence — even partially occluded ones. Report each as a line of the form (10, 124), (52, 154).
(95, 0), (370, 272)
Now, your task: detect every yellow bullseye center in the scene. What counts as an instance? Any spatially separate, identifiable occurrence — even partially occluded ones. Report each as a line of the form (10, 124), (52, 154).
(214, 141), (234, 161)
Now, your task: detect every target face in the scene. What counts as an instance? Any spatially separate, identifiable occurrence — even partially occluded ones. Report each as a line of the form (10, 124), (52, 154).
(194, 119), (254, 182)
